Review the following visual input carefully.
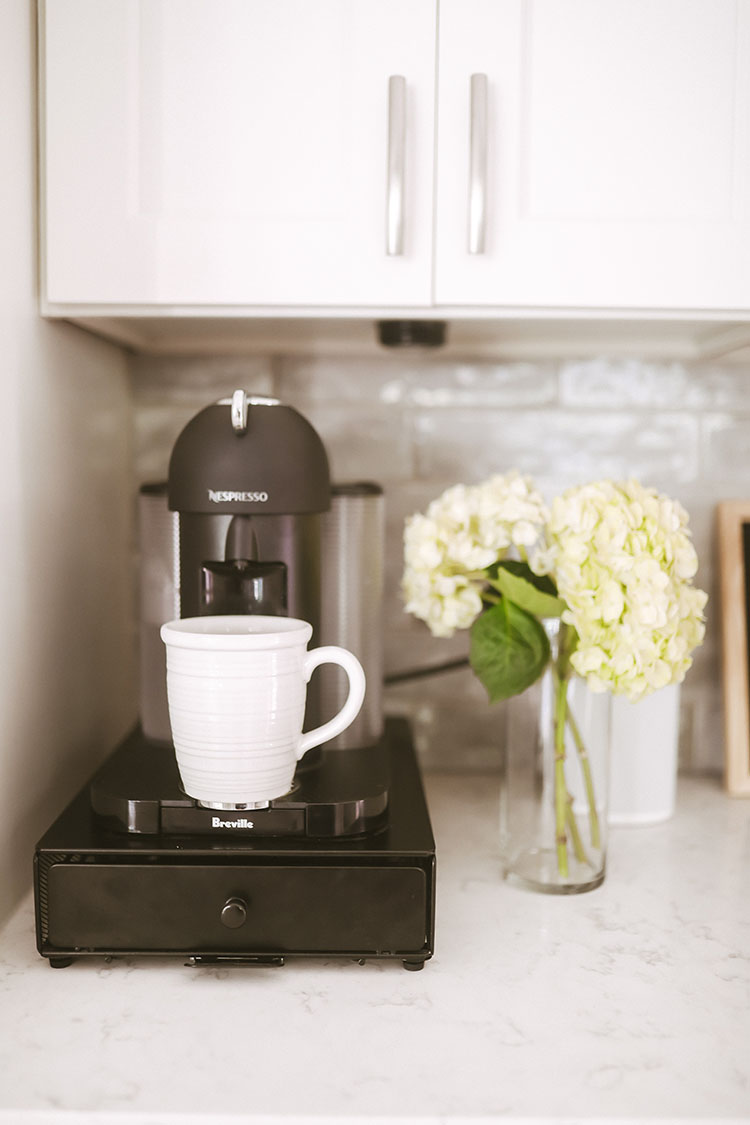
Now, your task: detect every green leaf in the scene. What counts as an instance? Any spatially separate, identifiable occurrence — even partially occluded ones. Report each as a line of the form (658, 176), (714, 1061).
(488, 560), (565, 619)
(469, 600), (551, 703)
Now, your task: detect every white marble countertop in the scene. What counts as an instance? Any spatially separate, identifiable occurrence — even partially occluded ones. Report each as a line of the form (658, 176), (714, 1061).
(1, 772), (749, 1124)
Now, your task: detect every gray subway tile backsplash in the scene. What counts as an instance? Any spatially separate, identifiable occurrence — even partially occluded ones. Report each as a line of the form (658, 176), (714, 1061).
(413, 408), (700, 487)
(130, 352), (743, 776)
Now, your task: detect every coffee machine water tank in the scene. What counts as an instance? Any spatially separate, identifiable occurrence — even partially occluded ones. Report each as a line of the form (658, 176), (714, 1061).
(168, 392), (331, 631)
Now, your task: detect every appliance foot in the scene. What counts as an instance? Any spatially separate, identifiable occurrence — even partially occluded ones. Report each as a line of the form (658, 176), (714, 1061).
(402, 958), (426, 971)
(48, 956), (74, 968)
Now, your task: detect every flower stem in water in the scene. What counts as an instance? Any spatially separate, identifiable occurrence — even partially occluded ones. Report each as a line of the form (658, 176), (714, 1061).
(553, 669), (570, 877)
(566, 706), (601, 851)
(565, 795), (589, 864)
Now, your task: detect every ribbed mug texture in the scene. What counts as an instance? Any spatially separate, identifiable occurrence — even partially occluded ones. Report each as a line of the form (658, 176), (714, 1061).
(167, 645), (307, 803)
(161, 616), (365, 806)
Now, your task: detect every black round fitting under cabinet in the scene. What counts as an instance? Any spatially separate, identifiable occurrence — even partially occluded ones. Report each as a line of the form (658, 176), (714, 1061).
(377, 319), (447, 348)
(220, 897), (248, 929)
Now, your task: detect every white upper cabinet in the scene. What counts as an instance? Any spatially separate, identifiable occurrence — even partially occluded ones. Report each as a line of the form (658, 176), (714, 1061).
(41, 0), (750, 315)
(41, 0), (436, 306)
(436, 0), (750, 310)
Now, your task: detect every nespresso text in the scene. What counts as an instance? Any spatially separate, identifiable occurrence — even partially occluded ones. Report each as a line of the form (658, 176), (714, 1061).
(207, 489), (269, 503)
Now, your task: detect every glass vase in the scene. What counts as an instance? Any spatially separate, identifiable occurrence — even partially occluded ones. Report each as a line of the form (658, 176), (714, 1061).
(499, 619), (611, 894)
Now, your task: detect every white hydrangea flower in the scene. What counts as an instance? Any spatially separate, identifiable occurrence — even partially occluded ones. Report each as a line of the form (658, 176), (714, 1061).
(402, 471), (549, 638)
(541, 479), (707, 701)
(402, 471), (706, 703)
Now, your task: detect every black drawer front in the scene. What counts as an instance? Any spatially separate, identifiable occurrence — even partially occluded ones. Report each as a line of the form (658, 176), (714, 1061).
(44, 860), (430, 956)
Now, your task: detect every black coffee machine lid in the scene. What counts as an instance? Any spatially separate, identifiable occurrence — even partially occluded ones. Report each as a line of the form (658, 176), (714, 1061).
(168, 393), (331, 515)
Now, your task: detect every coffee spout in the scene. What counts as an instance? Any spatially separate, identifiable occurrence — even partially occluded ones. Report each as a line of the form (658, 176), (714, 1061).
(224, 515), (258, 561)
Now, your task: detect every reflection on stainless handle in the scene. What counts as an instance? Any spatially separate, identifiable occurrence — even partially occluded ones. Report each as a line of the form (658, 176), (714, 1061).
(230, 388), (248, 433)
(468, 73), (488, 255)
(386, 75), (406, 255)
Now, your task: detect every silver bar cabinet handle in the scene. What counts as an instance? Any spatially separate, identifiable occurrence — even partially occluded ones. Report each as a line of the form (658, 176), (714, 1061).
(386, 75), (406, 255)
(468, 73), (488, 255)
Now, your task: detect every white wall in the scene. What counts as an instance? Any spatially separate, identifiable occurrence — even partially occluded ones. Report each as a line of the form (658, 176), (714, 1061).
(0, 0), (136, 924)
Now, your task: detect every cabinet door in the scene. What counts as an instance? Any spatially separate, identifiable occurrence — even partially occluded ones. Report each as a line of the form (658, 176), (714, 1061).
(435, 0), (750, 310)
(42, 0), (435, 307)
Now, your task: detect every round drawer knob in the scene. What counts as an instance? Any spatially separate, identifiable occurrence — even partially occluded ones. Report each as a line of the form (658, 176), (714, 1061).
(220, 896), (248, 929)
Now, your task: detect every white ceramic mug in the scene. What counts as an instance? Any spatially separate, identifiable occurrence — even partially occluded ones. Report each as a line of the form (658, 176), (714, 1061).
(160, 615), (366, 809)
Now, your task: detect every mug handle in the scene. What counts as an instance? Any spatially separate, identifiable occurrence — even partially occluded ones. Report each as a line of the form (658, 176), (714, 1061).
(297, 646), (366, 760)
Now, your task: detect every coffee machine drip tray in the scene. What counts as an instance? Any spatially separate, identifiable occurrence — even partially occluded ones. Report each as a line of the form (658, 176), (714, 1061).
(90, 729), (389, 838)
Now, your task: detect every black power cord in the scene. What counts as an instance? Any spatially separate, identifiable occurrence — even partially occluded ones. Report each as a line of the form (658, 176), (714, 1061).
(384, 657), (470, 685)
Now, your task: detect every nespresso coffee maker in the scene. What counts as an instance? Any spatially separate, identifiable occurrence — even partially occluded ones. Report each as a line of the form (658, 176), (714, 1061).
(34, 393), (435, 970)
